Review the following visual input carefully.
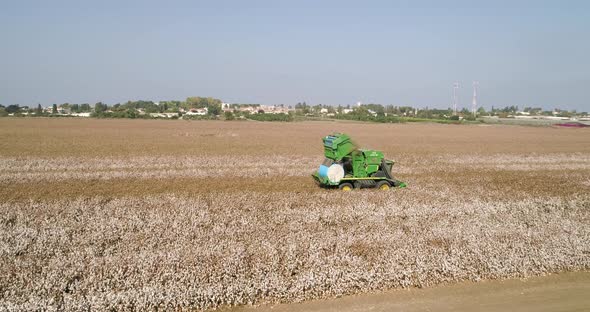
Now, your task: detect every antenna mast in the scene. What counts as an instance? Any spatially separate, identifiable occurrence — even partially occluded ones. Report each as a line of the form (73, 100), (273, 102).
(453, 82), (460, 115)
(472, 81), (479, 117)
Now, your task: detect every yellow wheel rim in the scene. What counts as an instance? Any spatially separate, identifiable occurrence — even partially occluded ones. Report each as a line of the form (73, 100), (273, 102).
(379, 184), (390, 190)
(342, 185), (352, 191)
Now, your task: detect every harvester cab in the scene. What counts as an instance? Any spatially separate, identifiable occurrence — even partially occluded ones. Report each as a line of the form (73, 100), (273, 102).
(312, 133), (406, 191)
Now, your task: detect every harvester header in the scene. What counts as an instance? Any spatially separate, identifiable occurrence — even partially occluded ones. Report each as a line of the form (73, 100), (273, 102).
(313, 133), (406, 191)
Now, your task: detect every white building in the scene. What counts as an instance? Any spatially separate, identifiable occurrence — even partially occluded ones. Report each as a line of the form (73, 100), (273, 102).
(259, 105), (292, 114)
(149, 113), (177, 118)
(184, 107), (208, 116)
(71, 112), (91, 117)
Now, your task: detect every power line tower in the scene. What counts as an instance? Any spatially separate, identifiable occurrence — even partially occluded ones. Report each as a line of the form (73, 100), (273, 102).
(472, 81), (479, 117)
(452, 82), (460, 115)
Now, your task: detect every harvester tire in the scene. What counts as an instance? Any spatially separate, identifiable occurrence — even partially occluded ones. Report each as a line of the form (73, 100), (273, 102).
(376, 181), (391, 190)
(339, 183), (353, 191)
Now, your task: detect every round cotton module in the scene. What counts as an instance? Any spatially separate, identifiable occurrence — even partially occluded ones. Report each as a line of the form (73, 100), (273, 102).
(327, 164), (345, 183)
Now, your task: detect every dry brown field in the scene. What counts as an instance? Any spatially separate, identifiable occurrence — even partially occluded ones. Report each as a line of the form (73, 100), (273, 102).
(1, 118), (589, 310)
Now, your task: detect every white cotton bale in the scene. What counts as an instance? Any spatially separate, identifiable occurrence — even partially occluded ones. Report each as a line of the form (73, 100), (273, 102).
(327, 164), (345, 183)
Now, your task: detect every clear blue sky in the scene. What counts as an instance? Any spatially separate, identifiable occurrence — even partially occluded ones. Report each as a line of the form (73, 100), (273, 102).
(1, 0), (589, 111)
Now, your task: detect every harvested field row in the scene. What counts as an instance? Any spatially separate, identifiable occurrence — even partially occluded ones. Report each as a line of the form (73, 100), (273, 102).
(0, 177), (318, 202)
(1, 193), (589, 311)
(2, 153), (590, 183)
(1, 169), (589, 203)
(2, 119), (589, 157)
(0, 156), (320, 183)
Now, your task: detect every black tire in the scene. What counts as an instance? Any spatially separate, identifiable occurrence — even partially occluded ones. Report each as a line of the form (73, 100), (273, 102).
(376, 180), (391, 190)
(353, 181), (362, 189)
(338, 183), (353, 191)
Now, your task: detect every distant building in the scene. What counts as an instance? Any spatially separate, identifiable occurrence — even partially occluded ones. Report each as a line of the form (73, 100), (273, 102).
(238, 106), (257, 114)
(185, 107), (208, 116)
(149, 113), (177, 118)
(71, 112), (91, 117)
(258, 105), (292, 114)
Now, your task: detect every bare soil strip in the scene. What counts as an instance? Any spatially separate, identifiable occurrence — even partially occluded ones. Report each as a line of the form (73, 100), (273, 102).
(2, 119), (589, 157)
(232, 272), (590, 312)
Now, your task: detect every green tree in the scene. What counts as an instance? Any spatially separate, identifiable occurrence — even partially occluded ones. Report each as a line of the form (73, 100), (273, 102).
(160, 102), (168, 113)
(52, 104), (58, 114)
(209, 104), (221, 115)
(365, 104), (385, 115)
(125, 109), (137, 119)
(6, 105), (20, 114)
(94, 102), (107, 113)
(246, 113), (292, 122)
(224, 111), (235, 120)
(185, 96), (222, 115)
(36, 104), (43, 114)
(417, 108), (433, 119)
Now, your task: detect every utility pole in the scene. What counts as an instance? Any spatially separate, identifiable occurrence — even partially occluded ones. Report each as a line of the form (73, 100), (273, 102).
(453, 82), (460, 115)
(472, 81), (479, 117)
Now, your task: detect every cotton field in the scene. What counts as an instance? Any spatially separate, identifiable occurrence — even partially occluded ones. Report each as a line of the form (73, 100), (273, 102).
(1, 119), (589, 311)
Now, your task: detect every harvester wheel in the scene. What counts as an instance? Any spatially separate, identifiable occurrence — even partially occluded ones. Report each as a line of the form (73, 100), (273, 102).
(339, 183), (353, 191)
(376, 181), (391, 190)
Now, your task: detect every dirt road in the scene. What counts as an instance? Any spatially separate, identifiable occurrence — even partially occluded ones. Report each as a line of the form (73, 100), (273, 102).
(233, 272), (590, 312)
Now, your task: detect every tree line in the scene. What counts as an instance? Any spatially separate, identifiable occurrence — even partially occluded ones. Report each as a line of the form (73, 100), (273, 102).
(1, 99), (586, 121)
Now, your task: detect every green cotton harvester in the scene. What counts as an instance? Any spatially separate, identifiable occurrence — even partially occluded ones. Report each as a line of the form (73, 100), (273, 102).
(312, 133), (406, 191)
